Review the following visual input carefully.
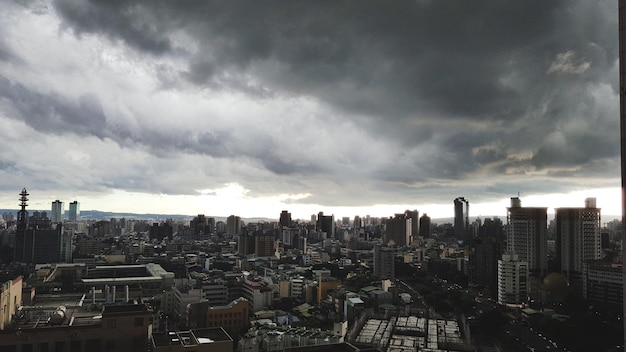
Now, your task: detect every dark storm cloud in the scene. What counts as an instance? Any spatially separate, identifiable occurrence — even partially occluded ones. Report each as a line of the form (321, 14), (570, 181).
(0, 76), (108, 137)
(17, 0), (614, 208)
(53, 0), (172, 54)
(51, 1), (618, 173)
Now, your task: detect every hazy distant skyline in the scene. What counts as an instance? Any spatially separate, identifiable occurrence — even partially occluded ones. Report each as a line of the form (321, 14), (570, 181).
(0, 1), (620, 220)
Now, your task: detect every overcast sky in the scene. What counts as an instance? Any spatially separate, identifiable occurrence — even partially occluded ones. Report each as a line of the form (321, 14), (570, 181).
(0, 0), (620, 220)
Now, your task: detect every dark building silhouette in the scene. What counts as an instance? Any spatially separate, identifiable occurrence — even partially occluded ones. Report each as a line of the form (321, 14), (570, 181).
(226, 215), (242, 236)
(385, 213), (412, 246)
(279, 210), (292, 227)
(150, 222), (173, 241)
(190, 214), (214, 237)
(316, 212), (335, 239)
(468, 236), (502, 296)
(454, 197), (470, 241)
(419, 213), (432, 238)
(555, 198), (601, 295)
(254, 231), (275, 257)
(237, 233), (255, 255)
(14, 189), (71, 264)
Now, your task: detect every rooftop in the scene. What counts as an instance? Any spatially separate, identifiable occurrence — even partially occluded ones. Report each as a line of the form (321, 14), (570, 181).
(152, 328), (232, 347)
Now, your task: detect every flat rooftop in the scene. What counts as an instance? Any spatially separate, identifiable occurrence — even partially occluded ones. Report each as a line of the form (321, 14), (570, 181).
(153, 328), (232, 347)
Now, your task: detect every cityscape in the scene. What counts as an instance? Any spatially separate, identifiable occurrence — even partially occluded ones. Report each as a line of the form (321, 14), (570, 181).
(1, 1), (625, 352)
(0, 189), (623, 352)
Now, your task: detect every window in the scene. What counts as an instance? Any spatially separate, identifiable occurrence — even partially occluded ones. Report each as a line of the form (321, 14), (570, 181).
(70, 340), (81, 352)
(38, 343), (49, 352)
(54, 342), (66, 352)
(85, 339), (101, 352)
(105, 340), (115, 351)
(107, 319), (117, 329)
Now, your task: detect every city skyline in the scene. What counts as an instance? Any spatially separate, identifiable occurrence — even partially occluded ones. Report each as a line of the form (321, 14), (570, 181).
(0, 1), (620, 221)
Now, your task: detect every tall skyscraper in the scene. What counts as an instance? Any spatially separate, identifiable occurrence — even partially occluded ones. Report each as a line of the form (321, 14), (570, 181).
(51, 200), (64, 223)
(68, 201), (80, 222)
(506, 197), (548, 277)
(454, 197), (470, 241)
(555, 198), (601, 293)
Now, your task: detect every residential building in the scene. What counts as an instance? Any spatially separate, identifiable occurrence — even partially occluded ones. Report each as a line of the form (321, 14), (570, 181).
(317, 212), (335, 240)
(507, 197), (548, 277)
(0, 276), (22, 330)
(373, 245), (395, 280)
(255, 232), (275, 257)
(419, 213), (431, 238)
(497, 252), (528, 305)
(227, 215), (242, 236)
(583, 260), (623, 310)
(556, 198), (602, 293)
(187, 297), (250, 337)
(279, 210), (292, 228)
(385, 213), (412, 246)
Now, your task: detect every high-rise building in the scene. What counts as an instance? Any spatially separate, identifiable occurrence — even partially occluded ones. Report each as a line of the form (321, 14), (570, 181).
(385, 213), (412, 246)
(316, 212), (335, 239)
(51, 200), (64, 223)
(226, 215), (242, 236)
(468, 236), (502, 296)
(419, 213), (432, 238)
(68, 201), (80, 222)
(497, 252), (528, 305)
(373, 245), (395, 280)
(255, 232), (275, 257)
(405, 209), (419, 239)
(555, 198), (601, 293)
(353, 215), (362, 229)
(279, 210), (292, 227)
(507, 197), (548, 277)
(454, 197), (470, 241)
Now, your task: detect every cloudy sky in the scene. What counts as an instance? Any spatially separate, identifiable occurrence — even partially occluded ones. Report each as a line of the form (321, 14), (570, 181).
(0, 0), (620, 220)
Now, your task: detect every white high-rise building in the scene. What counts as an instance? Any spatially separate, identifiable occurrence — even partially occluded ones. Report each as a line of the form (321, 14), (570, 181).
(51, 200), (64, 223)
(507, 197), (548, 277)
(497, 252), (528, 305)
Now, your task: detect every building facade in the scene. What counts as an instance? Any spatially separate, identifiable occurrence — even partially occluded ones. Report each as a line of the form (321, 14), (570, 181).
(506, 197), (548, 277)
(556, 198), (601, 293)
(497, 253), (528, 305)
(454, 197), (469, 241)
(68, 201), (80, 222)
